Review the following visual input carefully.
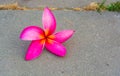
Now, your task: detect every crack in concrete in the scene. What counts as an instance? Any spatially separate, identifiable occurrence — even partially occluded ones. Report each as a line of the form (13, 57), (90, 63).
(0, 2), (99, 11)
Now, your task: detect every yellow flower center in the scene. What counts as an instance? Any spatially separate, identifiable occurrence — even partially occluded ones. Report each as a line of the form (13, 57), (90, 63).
(39, 30), (55, 44)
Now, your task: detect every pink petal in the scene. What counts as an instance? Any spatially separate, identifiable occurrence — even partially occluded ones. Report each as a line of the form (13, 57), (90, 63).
(20, 26), (44, 40)
(42, 7), (56, 35)
(54, 30), (75, 43)
(25, 40), (45, 61)
(45, 39), (66, 57)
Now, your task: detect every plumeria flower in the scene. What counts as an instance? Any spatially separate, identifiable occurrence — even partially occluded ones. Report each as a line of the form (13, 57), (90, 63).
(20, 7), (75, 61)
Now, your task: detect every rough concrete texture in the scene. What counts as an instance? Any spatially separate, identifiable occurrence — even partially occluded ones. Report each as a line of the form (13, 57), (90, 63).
(0, 0), (119, 7)
(0, 0), (17, 4)
(0, 11), (120, 76)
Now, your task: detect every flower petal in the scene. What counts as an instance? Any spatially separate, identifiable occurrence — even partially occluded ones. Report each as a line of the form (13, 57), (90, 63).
(20, 26), (44, 40)
(42, 7), (56, 35)
(25, 40), (45, 61)
(45, 39), (66, 57)
(54, 30), (75, 43)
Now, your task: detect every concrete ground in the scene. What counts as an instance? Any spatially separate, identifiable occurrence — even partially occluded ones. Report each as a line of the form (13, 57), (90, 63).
(0, 0), (120, 76)
(0, 11), (120, 76)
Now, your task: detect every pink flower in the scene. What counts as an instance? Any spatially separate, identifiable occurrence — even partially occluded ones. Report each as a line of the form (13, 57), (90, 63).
(20, 7), (75, 61)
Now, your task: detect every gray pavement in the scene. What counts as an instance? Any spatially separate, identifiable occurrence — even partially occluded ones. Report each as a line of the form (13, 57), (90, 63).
(0, 11), (120, 76)
(0, 0), (119, 7)
(0, 0), (17, 4)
